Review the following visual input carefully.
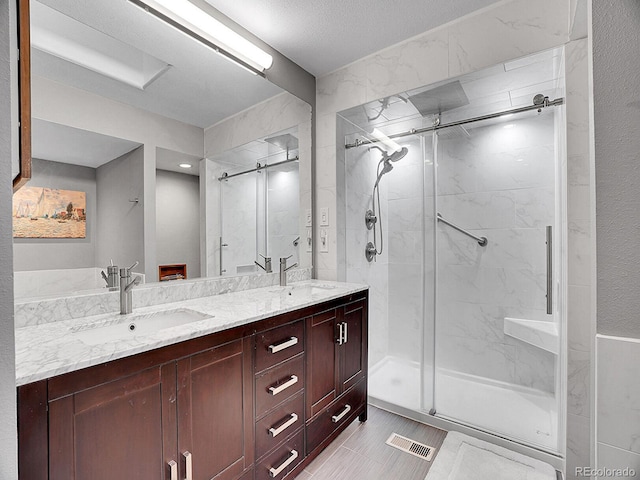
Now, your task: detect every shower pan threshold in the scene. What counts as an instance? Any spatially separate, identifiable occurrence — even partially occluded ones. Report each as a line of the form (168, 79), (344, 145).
(368, 356), (558, 453)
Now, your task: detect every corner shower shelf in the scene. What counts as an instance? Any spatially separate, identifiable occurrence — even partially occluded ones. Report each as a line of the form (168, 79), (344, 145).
(504, 317), (559, 355)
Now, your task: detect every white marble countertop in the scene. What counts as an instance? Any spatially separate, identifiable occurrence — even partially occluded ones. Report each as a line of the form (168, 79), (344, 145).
(16, 280), (368, 386)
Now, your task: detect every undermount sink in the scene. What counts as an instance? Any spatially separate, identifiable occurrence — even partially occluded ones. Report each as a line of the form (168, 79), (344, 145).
(271, 283), (339, 297)
(71, 308), (213, 345)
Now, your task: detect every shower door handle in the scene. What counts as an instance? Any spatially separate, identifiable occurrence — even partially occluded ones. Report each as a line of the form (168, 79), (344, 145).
(546, 226), (552, 315)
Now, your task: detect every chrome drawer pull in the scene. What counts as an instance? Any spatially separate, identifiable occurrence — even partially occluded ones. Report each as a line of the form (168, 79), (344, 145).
(183, 451), (193, 480)
(269, 375), (298, 395)
(331, 404), (351, 423)
(268, 336), (298, 354)
(269, 413), (298, 438)
(337, 322), (344, 345)
(342, 322), (348, 344)
(168, 460), (177, 480)
(269, 449), (299, 478)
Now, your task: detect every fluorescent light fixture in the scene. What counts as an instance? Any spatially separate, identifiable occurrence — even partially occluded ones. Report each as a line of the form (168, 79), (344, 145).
(31, 2), (171, 90)
(129, 0), (273, 76)
(371, 128), (402, 153)
(179, 163), (192, 169)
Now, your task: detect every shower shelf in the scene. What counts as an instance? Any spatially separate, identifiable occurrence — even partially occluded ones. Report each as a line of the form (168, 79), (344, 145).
(504, 317), (559, 355)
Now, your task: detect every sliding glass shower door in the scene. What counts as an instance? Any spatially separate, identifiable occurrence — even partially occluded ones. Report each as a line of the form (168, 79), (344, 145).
(432, 112), (560, 452)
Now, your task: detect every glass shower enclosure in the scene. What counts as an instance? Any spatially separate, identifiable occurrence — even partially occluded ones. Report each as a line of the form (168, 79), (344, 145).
(340, 48), (565, 456)
(213, 127), (301, 276)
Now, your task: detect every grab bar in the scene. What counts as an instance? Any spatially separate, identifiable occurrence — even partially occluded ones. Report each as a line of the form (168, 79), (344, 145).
(436, 213), (487, 246)
(546, 226), (552, 315)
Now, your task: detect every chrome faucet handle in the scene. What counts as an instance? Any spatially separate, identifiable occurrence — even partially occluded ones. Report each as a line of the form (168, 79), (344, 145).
(281, 255), (293, 263)
(127, 260), (139, 272)
(258, 253), (269, 260)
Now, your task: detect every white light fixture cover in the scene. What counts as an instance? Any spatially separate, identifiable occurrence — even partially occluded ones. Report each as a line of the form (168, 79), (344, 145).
(133, 0), (273, 73)
(371, 128), (402, 153)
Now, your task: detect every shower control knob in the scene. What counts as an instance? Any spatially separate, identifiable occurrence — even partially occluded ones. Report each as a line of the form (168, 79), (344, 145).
(365, 210), (378, 230)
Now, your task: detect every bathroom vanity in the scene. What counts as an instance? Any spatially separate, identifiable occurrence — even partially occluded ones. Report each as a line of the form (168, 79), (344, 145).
(16, 281), (368, 480)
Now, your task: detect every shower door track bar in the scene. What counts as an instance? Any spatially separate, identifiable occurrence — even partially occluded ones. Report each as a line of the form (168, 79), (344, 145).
(344, 96), (564, 149)
(218, 156), (299, 181)
(437, 213), (487, 246)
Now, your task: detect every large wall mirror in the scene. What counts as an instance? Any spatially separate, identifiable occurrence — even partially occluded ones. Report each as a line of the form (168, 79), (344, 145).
(13, 0), (312, 301)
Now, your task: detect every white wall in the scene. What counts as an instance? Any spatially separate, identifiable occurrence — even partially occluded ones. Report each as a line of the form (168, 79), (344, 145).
(591, 0), (640, 473)
(156, 169), (200, 279)
(0, 0), (18, 476)
(13, 159), (97, 271)
(32, 75), (204, 281)
(96, 147), (145, 274)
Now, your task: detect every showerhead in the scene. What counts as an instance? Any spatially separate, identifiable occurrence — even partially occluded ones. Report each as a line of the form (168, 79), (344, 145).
(386, 147), (408, 163)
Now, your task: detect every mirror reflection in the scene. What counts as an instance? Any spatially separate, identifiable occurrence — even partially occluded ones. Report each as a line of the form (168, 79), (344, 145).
(13, 0), (312, 301)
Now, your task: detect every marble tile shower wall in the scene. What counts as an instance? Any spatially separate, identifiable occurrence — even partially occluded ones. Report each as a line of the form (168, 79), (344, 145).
(386, 136), (432, 365)
(435, 115), (556, 393)
(267, 169), (301, 263)
(344, 138), (389, 367)
(219, 172), (259, 275)
(203, 92), (312, 277)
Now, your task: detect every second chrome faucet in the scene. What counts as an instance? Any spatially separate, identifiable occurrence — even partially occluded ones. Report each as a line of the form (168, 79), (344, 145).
(279, 255), (297, 286)
(120, 261), (141, 314)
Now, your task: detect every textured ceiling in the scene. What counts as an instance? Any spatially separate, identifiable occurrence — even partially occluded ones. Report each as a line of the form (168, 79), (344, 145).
(205, 0), (501, 76)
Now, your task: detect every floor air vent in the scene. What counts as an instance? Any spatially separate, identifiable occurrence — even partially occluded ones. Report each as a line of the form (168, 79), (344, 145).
(385, 433), (435, 461)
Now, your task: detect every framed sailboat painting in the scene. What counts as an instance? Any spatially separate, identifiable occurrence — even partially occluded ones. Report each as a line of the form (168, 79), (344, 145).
(13, 187), (86, 238)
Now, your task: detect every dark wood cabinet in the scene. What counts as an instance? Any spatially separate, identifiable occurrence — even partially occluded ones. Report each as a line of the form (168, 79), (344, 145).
(306, 298), (367, 419)
(176, 338), (254, 480)
(48, 364), (175, 480)
(305, 298), (368, 457)
(18, 290), (368, 480)
(43, 338), (253, 480)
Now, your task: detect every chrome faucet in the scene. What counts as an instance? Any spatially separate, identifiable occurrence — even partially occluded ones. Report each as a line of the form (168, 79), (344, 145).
(120, 261), (141, 315)
(279, 255), (298, 287)
(101, 261), (119, 289)
(255, 254), (272, 273)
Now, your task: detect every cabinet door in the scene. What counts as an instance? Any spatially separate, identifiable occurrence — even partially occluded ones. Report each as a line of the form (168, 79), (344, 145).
(339, 299), (367, 393)
(48, 364), (176, 480)
(177, 337), (254, 480)
(306, 309), (340, 419)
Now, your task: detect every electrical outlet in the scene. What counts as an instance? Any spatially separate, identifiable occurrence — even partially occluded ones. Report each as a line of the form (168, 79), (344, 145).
(320, 229), (329, 252)
(320, 207), (329, 226)
(305, 209), (312, 227)
(306, 228), (312, 253)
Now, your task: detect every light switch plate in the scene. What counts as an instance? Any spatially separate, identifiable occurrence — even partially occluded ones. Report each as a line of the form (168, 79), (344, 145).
(305, 209), (312, 227)
(320, 207), (329, 226)
(320, 229), (328, 252)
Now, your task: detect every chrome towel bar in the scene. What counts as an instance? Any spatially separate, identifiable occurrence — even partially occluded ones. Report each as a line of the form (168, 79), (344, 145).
(436, 213), (487, 247)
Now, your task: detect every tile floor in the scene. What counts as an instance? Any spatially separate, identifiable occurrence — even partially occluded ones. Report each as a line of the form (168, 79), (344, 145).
(300, 405), (448, 480)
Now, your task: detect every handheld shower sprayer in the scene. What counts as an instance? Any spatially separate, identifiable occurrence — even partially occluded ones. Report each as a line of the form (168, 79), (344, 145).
(365, 146), (409, 262)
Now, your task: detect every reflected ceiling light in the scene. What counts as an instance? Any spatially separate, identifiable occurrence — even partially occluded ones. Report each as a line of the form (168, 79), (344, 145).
(371, 128), (402, 153)
(503, 124), (516, 129)
(31, 1), (171, 90)
(179, 163), (192, 169)
(129, 0), (273, 76)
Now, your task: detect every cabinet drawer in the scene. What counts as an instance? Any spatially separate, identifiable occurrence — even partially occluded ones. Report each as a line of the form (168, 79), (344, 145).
(255, 428), (304, 480)
(255, 321), (304, 373)
(255, 354), (304, 418)
(306, 379), (366, 454)
(255, 392), (304, 460)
